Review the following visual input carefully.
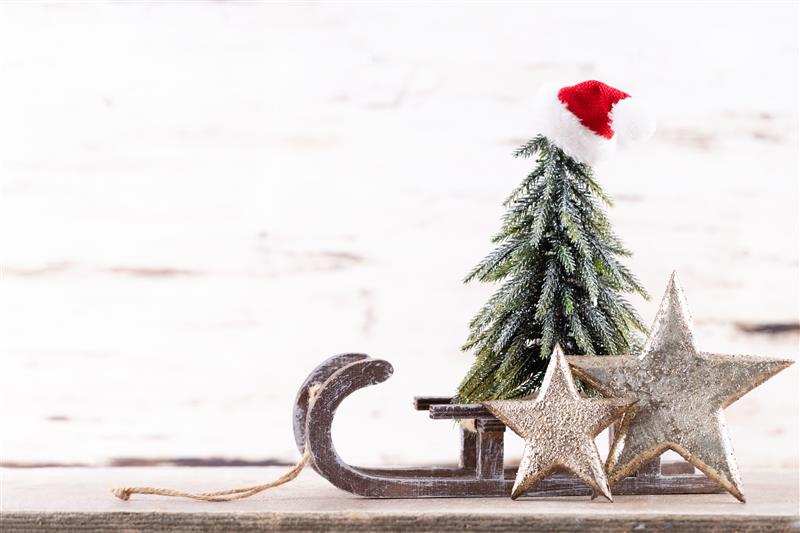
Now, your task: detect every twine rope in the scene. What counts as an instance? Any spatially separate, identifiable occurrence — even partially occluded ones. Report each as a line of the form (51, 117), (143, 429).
(112, 384), (320, 502)
(111, 448), (310, 502)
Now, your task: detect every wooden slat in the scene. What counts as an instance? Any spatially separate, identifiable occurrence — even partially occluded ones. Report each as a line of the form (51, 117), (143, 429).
(358, 466), (473, 478)
(428, 403), (496, 420)
(412, 396), (453, 411)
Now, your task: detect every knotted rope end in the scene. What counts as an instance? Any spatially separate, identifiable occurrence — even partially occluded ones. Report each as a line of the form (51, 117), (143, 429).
(112, 487), (132, 501)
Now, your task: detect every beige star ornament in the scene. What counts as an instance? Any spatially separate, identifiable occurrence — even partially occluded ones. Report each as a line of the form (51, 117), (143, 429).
(483, 346), (635, 500)
(568, 272), (793, 502)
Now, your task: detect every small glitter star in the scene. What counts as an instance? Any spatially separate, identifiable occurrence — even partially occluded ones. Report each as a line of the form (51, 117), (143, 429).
(484, 345), (634, 500)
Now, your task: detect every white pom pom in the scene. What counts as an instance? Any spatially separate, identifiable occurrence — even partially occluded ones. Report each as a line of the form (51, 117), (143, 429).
(610, 97), (656, 144)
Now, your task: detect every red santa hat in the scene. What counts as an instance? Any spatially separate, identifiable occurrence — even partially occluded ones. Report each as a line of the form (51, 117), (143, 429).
(535, 80), (655, 166)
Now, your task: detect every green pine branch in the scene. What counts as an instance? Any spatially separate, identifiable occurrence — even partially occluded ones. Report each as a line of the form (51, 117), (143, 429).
(454, 135), (648, 404)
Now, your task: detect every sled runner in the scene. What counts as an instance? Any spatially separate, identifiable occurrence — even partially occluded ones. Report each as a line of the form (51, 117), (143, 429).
(292, 354), (725, 498)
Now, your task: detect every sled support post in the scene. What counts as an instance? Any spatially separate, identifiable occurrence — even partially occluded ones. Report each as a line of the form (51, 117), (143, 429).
(476, 419), (506, 479)
(459, 426), (477, 470)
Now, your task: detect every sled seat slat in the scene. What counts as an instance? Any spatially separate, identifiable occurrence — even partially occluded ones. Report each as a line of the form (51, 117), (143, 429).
(428, 403), (497, 420)
(412, 396), (453, 410)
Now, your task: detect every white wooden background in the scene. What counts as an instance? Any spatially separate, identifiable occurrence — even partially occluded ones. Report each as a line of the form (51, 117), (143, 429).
(1, 2), (797, 470)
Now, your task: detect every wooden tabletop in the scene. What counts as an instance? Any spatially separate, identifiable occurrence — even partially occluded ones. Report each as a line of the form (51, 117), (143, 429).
(2, 467), (798, 532)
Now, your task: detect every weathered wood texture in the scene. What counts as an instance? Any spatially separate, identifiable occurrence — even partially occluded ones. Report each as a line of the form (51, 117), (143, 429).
(412, 396), (452, 410)
(459, 426), (477, 470)
(2, 4), (797, 473)
(475, 419), (505, 480)
(293, 352), (369, 454)
(292, 354), (726, 498)
(428, 403), (495, 419)
(4, 512), (798, 533)
(2, 467), (798, 532)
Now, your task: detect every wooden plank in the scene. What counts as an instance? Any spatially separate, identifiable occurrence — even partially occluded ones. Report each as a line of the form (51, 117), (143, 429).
(428, 403), (496, 420)
(3, 468), (796, 532)
(413, 396), (453, 410)
(4, 511), (798, 533)
(357, 466), (473, 478)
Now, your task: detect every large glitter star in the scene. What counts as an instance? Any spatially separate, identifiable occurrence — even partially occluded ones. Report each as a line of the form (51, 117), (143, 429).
(483, 345), (635, 500)
(568, 272), (793, 502)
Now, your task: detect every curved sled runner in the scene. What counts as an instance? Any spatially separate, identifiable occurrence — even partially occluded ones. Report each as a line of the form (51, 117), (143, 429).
(293, 354), (725, 498)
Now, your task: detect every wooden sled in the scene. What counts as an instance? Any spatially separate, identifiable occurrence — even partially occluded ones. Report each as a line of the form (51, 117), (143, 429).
(293, 354), (725, 498)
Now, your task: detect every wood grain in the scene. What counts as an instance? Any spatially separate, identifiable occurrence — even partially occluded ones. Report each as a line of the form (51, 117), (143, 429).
(2, 468), (797, 532)
(3, 512), (797, 532)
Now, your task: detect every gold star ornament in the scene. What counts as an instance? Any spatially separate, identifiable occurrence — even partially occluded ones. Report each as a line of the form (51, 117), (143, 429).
(483, 346), (635, 500)
(568, 272), (793, 502)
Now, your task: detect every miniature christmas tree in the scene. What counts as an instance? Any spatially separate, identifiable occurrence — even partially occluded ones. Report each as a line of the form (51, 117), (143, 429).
(455, 80), (655, 403)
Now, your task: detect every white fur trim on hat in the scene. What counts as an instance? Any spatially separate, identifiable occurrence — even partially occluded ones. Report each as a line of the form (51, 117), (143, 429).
(534, 84), (616, 166)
